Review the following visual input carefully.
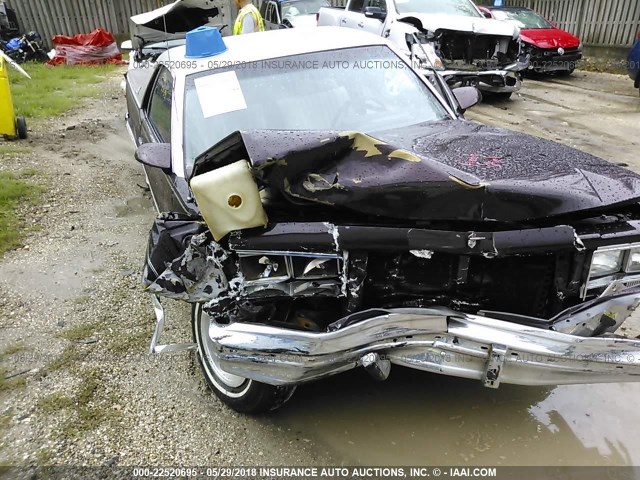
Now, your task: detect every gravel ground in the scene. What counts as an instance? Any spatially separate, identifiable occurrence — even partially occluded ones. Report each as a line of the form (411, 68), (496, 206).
(0, 73), (336, 467)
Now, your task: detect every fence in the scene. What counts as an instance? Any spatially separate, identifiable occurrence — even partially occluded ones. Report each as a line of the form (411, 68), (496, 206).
(5, 0), (640, 48)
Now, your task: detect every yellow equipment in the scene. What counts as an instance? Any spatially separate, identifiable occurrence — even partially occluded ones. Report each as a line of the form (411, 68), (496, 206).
(0, 51), (28, 140)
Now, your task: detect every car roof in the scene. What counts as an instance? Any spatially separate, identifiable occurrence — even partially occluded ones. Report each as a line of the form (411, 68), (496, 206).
(156, 27), (390, 79)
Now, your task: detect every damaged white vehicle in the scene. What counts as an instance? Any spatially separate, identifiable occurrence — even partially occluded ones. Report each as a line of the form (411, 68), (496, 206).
(318, 0), (528, 98)
(122, 0), (234, 65)
(126, 26), (640, 413)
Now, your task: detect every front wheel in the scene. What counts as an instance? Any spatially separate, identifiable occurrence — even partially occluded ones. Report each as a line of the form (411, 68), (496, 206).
(192, 303), (296, 413)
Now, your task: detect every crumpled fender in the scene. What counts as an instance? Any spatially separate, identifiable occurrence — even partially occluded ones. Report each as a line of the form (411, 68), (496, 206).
(143, 214), (241, 303)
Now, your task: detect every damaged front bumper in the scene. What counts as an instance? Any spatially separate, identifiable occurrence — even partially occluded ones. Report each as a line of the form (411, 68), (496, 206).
(473, 69), (522, 93)
(205, 287), (640, 388)
(423, 68), (522, 93)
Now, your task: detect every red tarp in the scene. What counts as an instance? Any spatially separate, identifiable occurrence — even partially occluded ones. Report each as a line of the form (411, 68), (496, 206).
(48, 28), (125, 65)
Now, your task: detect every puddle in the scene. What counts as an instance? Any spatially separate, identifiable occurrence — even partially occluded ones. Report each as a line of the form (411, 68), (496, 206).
(529, 383), (640, 465)
(271, 367), (640, 467)
(114, 196), (153, 217)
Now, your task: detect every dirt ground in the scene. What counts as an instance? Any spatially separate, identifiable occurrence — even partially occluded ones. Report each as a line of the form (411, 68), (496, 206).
(1, 69), (640, 469)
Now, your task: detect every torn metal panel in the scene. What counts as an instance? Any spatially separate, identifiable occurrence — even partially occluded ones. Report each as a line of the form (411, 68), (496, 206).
(346, 252), (368, 313)
(144, 223), (238, 302)
(410, 250), (434, 259)
(143, 212), (207, 287)
(192, 126), (640, 224)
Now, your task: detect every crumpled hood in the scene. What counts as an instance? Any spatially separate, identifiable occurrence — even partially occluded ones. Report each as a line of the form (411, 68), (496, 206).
(397, 13), (519, 39)
(192, 121), (640, 223)
(520, 28), (581, 49)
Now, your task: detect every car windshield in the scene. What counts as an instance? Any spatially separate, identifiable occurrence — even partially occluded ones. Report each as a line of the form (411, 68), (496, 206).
(394, 0), (481, 17)
(491, 9), (553, 29)
(183, 45), (450, 173)
(282, 0), (329, 16)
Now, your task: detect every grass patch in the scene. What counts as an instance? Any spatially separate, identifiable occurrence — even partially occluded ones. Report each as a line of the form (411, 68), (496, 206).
(0, 171), (34, 255)
(20, 168), (39, 177)
(0, 145), (32, 156)
(578, 58), (629, 75)
(107, 328), (149, 354)
(57, 322), (101, 342)
(42, 346), (88, 374)
(0, 412), (10, 431)
(71, 294), (91, 305)
(0, 169), (43, 256)
(0, 366), (26, 392)
(2, 341), (25, 356)
(8, 63), (121, 119)
(39, 366), (121, 438)
(60, 369), (118, 437)
(35, 448), (53, 465)
(36, 392), (74, 414)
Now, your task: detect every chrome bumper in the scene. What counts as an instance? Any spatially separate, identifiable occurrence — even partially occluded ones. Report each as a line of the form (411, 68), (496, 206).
(207, 289), (640, 387)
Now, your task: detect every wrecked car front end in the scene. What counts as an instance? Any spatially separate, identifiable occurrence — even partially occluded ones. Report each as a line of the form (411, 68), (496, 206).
(401, 14), (528, 94)
(144, 127), (640, 394)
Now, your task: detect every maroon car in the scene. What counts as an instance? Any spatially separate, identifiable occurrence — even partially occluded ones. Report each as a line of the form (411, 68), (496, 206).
(479, 5), (582, 75)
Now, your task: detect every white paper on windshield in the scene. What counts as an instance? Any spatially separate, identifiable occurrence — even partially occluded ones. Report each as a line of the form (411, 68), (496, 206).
(195, 71), (247, 118)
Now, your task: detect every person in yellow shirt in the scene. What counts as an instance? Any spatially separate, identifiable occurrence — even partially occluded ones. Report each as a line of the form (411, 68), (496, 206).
(233, 0), (265, 34)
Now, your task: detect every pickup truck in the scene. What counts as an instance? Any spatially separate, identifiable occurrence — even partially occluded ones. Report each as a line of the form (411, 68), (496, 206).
(318, 0), (528, 98)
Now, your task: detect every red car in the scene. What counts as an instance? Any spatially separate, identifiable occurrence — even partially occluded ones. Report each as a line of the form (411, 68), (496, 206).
(479, 6), (582, 75)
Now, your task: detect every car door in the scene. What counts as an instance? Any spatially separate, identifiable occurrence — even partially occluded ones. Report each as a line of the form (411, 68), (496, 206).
(360, 0), (387, 35)
(342, 0), (365, 29)
(139, 65), (182, 213)
(264, 1), (281, 30)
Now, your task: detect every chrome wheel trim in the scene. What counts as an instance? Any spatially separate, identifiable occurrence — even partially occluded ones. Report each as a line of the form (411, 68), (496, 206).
(195, 305), (251, 396)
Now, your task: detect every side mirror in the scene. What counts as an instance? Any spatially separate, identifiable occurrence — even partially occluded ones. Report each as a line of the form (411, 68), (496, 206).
(364, 6), (386, 20)
(452, 86), (482, 113)
(135, 143), (172, 170)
